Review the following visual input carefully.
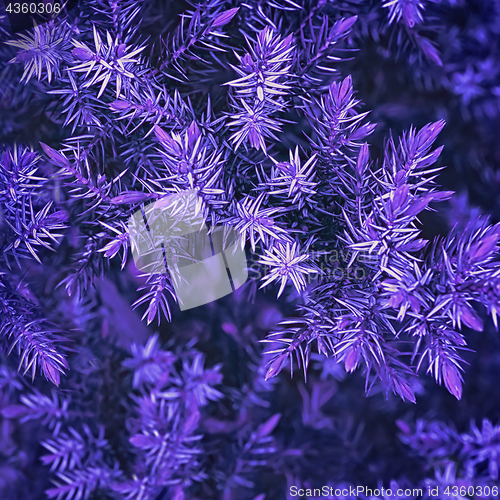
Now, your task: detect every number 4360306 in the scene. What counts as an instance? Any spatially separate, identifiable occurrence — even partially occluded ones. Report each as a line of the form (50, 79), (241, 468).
(443, 485), (498, 497)
(6, 3), (62, 15)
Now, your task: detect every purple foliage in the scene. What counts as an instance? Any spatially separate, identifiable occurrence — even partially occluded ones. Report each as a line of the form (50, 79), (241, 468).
(0, 1), (500, 499)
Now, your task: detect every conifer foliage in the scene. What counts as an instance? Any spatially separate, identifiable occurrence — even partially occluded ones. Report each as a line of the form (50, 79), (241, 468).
(1, 1), (500, 499)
